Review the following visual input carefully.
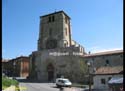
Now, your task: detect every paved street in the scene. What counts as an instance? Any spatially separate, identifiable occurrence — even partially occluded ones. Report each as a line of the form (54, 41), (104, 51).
(19, 82), (83, 91)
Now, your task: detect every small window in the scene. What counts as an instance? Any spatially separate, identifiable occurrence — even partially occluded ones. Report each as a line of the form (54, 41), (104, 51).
(65, 17), (68, 24)
(108, 77), (111, 81)
(52, 16), (55, 22)
(48, 16), (51, 22)
(106, 60), (109, 64)
(101, 79), (106, 84)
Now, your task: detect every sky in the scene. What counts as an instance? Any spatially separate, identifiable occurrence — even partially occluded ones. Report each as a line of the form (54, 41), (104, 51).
(2, 0), (123, 59)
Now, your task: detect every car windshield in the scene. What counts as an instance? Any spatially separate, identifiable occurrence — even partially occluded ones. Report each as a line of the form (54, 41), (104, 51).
(63, 79), (70, 83)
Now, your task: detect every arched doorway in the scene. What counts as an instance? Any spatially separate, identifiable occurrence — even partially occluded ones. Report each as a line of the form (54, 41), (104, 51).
(47, 63), (54, 82)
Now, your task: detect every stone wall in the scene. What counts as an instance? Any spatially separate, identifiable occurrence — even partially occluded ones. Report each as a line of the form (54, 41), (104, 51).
(84, 52), (123, 73)
(29, 47), (87, 82)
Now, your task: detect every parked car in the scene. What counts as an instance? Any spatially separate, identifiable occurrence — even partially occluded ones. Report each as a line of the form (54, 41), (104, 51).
(56, 78), (72, 87)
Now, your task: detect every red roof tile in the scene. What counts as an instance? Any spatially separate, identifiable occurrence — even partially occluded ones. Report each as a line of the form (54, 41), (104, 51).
(95, 66), (123, 75)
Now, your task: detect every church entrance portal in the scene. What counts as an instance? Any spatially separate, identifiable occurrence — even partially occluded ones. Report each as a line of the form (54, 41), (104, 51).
(47, 63), (54, 82)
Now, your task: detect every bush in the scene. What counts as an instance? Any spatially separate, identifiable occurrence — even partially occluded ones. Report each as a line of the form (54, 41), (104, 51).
(2, 76), (19, 90)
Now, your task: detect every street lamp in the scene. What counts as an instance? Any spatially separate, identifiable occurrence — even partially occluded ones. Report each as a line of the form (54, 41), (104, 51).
(87, 62), (91, 91)
(13, 61), (16, 79)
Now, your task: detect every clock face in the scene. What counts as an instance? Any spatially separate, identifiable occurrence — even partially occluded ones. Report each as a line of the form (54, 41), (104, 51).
(46, 39), (57, 49)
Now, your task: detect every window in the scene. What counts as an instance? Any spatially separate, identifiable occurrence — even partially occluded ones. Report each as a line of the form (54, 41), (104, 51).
(65, 17), (68, 24)
(52, 16), (55, 22)
(106, 59), (109, 65)
(101, 79), (106, 84)
(48, 16), (51, 22)
(48, 15), (55, 23)
(108, 77), (111, 81)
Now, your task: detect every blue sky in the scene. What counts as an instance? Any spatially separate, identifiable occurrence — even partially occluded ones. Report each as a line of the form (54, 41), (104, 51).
(2, 0), (123, 59)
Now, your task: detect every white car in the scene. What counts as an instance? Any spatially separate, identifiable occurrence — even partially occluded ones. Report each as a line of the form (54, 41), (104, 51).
(56, 78), (72, 87)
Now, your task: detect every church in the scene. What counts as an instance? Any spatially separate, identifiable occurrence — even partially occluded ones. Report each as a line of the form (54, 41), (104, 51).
(28, 11), (87, 82)
(28, 11), (123, 83)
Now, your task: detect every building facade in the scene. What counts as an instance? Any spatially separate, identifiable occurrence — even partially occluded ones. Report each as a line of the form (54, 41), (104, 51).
(2, 56), (30, 77)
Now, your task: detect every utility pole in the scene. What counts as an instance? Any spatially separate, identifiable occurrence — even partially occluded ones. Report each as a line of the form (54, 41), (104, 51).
(87, 62), (91, 91)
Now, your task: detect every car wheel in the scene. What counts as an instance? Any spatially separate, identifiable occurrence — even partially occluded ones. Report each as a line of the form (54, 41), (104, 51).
(69, 85), (71, 88)
(56, 84), (61, 88)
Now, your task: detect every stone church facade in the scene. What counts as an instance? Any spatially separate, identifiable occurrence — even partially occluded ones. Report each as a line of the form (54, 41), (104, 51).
(29, 11), (86, 82)
(28, 11), (123, 82)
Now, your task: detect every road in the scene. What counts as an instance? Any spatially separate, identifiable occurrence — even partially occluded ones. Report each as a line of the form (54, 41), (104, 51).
(19, 82), (83, 91)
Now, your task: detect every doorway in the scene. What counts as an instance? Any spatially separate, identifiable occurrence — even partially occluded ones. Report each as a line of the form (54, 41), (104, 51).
(47, 63), (54, 82)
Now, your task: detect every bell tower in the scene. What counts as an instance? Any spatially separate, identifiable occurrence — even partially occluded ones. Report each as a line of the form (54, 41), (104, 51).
(38, 11), (72, 51)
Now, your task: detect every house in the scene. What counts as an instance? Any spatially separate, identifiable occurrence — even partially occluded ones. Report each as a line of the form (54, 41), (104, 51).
(93, 66), (123, 91)
(2, 56), (30, 77)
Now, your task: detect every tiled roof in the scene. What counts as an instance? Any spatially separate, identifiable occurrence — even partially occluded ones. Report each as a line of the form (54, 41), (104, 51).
(10, 56), (29, 60)
(84, 50), (123, 57)
(2, 59), (9, 62)
(94, 66), (123, 75)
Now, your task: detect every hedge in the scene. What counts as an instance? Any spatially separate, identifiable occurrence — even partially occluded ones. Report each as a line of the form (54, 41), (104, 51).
(2, 76), (19, 90)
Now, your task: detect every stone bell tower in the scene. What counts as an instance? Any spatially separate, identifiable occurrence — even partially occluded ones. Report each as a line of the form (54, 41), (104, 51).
(38, 11), (72, 51)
